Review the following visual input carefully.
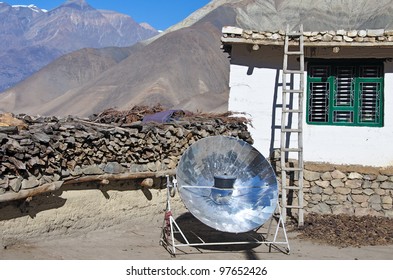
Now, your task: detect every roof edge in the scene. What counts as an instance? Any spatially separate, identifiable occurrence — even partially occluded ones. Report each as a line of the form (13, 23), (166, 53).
(222, 26), (393, 47)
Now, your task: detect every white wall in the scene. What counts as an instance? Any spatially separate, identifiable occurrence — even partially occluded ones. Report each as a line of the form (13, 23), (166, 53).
(304, 71), (393, 166)
(229, 65), (279, 156)
(228, 45), (393, 167)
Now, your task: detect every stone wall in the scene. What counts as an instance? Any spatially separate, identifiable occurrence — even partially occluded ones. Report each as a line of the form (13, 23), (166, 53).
(280, 162), (393, 219)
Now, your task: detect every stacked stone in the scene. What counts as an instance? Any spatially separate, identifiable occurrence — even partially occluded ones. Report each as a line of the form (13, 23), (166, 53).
(299, 165), (393, 218)
(222, 27), (393, 43)
(0, 114), (252, 199)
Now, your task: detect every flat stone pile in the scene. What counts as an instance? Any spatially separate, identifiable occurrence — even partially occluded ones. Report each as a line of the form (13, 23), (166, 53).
(0, 113), (252, 201)
(297, 164), (393, 218)
(222, 26), (393, 43)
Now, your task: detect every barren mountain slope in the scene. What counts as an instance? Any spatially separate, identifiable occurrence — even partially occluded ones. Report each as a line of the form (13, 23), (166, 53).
(0, 47), (135, 113)
(27, 18), (234, 116)
(234, 0), (393, 31)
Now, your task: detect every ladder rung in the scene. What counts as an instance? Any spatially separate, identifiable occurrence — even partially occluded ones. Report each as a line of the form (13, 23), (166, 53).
(282, 148), (302, 152)
(283, 109), (303, 113)
(283, 89), (303, 93)
(285, 205), (303, 209)
(282, 167), (303, 172)
(282, 128), (302, 133)
(283, 70), (303, 74)
(285, 51), (303, 55)
(283, 186), (301, 191)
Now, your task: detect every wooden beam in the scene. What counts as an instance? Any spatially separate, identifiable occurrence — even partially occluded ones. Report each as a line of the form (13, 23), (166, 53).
(0, 181), (64, 203)
(63, 170), (176, 185)
(0, 170), (177, 203)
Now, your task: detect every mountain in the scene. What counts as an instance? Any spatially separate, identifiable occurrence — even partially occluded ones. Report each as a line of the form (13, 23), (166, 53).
(0, 0), (158, 91)
(2, 0), (393, 116)
(0, 46), (137, 113)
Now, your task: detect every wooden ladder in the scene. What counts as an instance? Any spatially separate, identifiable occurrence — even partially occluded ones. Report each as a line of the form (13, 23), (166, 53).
(280, 25), (305, 227)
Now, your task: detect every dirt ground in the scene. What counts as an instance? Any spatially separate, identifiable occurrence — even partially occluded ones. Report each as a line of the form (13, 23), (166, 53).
(1, 211), (393, 260)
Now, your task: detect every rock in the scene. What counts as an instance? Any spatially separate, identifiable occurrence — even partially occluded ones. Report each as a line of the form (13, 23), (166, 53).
(8, 157), (26, 170)
(311, 186), (323, 194)
(315, 180), (330, 188)
(0, 113), (27, 130)
(82, 165), (104, 175)
(347, 30), (358, 37)
(21, 177), (40, 190)
(61, 169), (70, 177)
(365, 36), (376, 43)
(345, 180), (362, 189)
(0, 126), (18, 134)
(65, 136), (76, 145)
(333, 35), (343, 42)
(323, 187), (334, 195)
(104, 162), (127, 174)
(321, 172), (332, 181)
(9, 177), (22, 192)
(375, 188), (386, 195)
(70, 166), (83, 176)
(363, 189), (374, 196)
(331, 179), (344, 188)
(369, 194), (381, 204)
(331, 170), (346, 179)
(4, 139), (23, 153)
(322, 33), (333, 41)
(0, 177), (9, 189)
(351, 195), (368, 203)
(367, 29), (384, 37)
(348, 172), (363, 179)
(382, 196), (393, 205)
(376, 175), (389, 182)
(363, 174), (377, 180)
(309, 203), (331, 214)
(381, 182), (393, 189)
(147, 162), (157, 172)
(32, 132), (51, 143)
(335, 187), (351, 195)
(304, 170), (320, 181)
(371, 203), (382, 211)
(358, 30), (367, 37)
(332, 205), (354, 215)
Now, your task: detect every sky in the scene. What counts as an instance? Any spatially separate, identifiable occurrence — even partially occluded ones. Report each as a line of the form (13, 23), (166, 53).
(4, 0), (212, 31)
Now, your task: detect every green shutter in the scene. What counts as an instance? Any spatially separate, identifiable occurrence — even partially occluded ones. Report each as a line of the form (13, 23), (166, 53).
(307, 60), (384, 127)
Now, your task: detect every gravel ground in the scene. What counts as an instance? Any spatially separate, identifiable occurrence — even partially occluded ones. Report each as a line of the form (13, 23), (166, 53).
(296, 213), (393, 248)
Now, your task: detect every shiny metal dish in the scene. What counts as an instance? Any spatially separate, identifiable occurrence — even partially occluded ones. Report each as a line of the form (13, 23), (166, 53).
(176, 136), (278, 233)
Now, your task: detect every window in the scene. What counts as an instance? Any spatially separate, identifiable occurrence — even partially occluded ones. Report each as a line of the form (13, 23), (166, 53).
(307, 60), (384, 127)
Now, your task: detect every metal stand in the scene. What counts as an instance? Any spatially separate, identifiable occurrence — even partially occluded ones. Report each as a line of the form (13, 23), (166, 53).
(159, 176), (290, 256)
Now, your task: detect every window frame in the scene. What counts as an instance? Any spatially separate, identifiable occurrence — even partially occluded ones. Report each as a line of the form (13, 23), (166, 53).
(306, 59), (384, 127)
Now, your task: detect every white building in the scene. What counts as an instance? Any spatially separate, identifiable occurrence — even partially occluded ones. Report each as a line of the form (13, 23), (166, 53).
(222, 27), (393, 167)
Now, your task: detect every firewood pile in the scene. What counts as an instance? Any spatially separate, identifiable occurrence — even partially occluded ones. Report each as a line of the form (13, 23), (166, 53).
(0, 108), (252, 202)
(296, 213), (393, 247)
(90, 105), (252, 126)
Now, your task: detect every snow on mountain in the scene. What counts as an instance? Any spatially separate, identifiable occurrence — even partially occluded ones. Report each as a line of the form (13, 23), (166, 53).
(11, 4), (47, 13)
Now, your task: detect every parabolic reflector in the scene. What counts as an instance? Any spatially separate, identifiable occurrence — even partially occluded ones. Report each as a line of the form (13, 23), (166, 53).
(176, 136), (278, 233)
